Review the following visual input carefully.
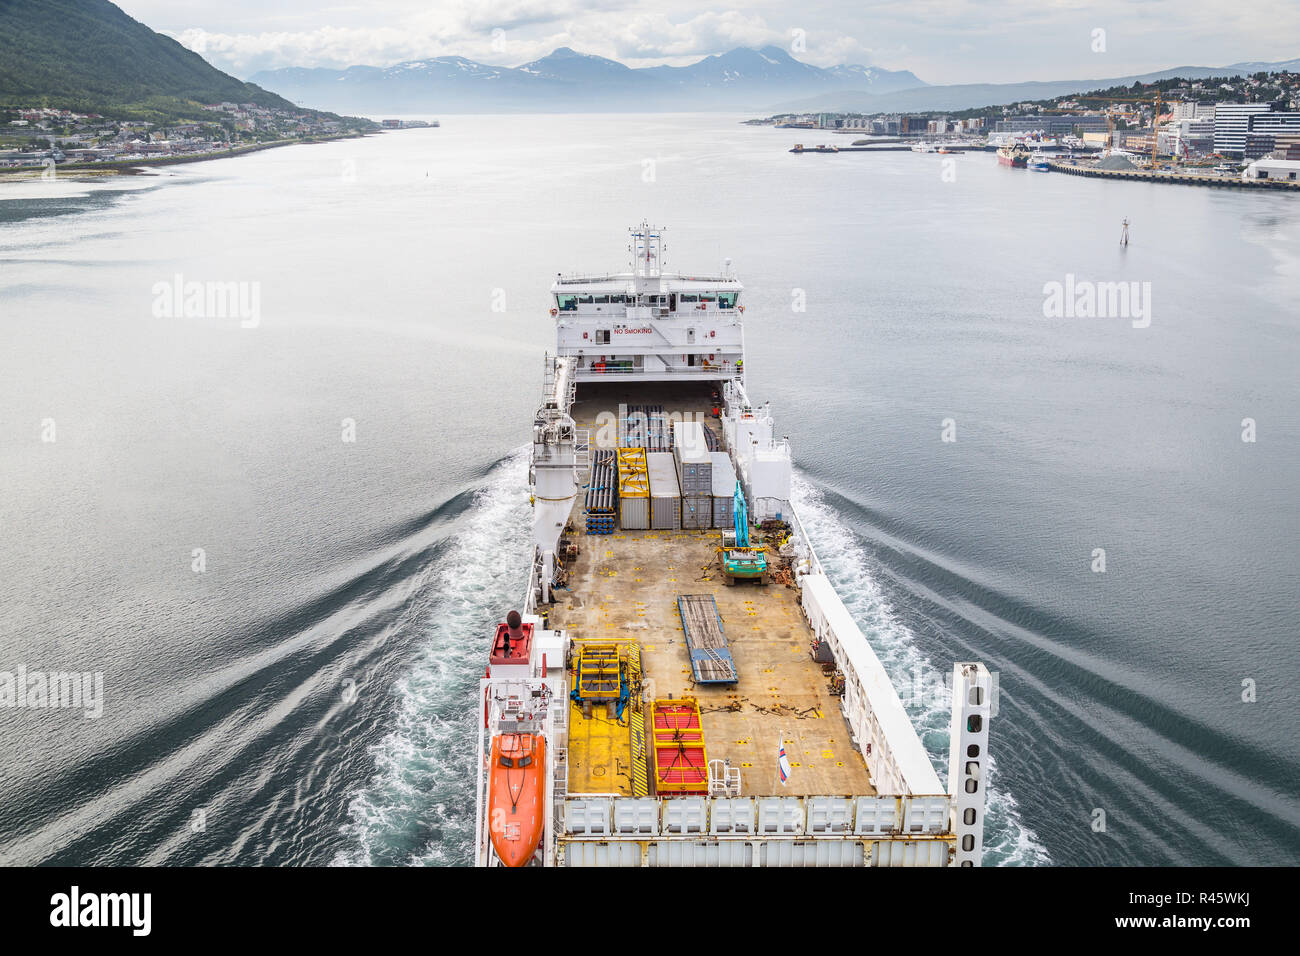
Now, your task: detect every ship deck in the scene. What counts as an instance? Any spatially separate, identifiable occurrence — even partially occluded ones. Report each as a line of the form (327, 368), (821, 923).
(551, 382), (874, 799)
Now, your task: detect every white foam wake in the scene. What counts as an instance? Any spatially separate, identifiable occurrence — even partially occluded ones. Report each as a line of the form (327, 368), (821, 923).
(790, 472), (1051, 866)
(333, 450), (531, 866)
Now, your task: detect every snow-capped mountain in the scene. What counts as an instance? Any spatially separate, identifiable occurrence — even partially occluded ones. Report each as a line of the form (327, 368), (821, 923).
(248, 45), (927, 113)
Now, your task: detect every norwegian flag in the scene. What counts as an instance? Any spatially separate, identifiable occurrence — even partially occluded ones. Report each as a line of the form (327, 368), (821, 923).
(778, 738), (792, 785)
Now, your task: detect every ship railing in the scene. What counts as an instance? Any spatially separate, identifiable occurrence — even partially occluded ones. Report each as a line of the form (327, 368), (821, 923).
(574, 428), (591, 485)
(798, 574), (945, 799)
(473, 690), (489, 866)
(752, 496), (823, 577)
(554, 273), (628, 286)
(524, 550), (543, 614)
(558, 794), (954, 866)
(578, 361), (740, 377)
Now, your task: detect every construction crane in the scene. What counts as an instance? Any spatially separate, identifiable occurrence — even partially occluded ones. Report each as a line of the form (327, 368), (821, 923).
(1053, 89), (1166, 165)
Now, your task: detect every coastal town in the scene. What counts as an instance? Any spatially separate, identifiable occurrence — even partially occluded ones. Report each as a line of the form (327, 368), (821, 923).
(0, 103), (432, 171)
(757, 70), (1300, 184)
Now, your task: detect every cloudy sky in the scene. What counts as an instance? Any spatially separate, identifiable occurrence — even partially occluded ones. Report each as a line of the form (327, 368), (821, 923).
(115, 0), (1299, 83)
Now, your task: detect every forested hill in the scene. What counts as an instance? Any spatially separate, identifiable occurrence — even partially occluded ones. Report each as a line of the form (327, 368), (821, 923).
(0, 0), (295, 118)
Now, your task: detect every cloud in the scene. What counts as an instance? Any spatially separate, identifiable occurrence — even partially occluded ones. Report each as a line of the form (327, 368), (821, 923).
(172, 8), (885, 77)
(131, 0), (1300, 83)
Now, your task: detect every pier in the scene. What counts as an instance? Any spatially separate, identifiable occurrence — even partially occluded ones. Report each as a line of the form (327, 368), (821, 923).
(789, 144), (985, 154)
(1047, 159), (1300, 191)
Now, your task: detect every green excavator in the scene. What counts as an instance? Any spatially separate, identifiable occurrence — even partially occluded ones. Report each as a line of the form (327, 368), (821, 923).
(719, 481), (768, 586)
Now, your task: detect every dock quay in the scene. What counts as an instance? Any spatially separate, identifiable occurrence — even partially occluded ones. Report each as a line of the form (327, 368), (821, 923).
(790, 144), (984, 154)
(1048, 159), (1300, 191)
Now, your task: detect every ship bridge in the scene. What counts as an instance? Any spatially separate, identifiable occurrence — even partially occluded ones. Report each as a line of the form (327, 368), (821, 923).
(550, 224), (746, 383)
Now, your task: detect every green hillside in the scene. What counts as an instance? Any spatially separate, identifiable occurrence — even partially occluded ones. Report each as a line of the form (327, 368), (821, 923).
(0, 0), (297, 120)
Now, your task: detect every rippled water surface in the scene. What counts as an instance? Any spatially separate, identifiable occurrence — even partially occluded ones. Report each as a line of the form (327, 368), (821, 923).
(1, 114), (1297, 865)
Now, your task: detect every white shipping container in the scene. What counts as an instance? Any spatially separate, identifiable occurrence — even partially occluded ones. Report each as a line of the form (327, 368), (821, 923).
(647, 452), (682, 530)
(674, 420), (712, 496)
(620, 496), (649, 530)
(673, 421), (712, 463)
(711, 452), (737, 530)
(709, 452), (737, 497)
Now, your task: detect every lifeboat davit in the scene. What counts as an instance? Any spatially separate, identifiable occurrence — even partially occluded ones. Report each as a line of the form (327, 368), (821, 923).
(488, 732), (546, 867)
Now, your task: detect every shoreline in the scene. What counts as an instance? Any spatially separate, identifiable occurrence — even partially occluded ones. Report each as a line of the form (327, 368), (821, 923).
(1046, 158), (1300, 191)
(0, 130), (373, 180)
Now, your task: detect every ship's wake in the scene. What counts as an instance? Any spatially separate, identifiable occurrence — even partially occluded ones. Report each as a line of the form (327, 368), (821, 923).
(790, 472), (1051, 866)
(334, 453), (1047, 866)
(333, 449), (532, 866)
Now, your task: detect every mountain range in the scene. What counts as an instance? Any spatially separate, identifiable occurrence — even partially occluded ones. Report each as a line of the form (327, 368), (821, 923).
(770, 58), (1300, 113)
(0, 0), (296, 120)
(248, 46), (927, 114)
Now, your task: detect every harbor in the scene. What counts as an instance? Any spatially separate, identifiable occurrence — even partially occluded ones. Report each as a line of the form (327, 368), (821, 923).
(1046, 158), (1300, 189)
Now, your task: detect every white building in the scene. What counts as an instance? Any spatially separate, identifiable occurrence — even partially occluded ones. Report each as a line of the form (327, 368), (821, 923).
(1170, 100), (1212, 120)
(1213, 103), (1272, 156)
(1241, 158), (1300, 182)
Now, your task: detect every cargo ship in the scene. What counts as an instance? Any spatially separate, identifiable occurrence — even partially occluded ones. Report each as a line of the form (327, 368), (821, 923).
(473, 224), (995, 867)
(997, 142), (1031, 167)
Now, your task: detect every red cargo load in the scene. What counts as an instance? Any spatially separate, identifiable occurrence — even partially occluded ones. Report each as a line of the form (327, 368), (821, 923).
(650, 699), (708, 794)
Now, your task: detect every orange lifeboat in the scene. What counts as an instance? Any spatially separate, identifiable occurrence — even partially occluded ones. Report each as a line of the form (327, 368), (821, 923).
(488, 732), (546, 867)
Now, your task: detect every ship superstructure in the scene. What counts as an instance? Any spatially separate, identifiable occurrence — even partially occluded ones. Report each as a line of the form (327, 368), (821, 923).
(997, 142), (1031, 167)
(474, 224), (994, 867)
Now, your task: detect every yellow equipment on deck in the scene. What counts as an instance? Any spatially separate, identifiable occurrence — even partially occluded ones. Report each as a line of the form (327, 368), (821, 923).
(576, 642), (621, 713)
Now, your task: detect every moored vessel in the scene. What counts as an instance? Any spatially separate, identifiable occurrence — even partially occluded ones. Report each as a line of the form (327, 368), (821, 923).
(997, 142), (1031, 167)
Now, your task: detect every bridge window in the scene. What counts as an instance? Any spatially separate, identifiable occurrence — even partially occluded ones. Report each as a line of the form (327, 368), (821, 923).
(681, 294), (698, 303)
(718, 292), (737, 308)
(556, 294), (577, 311)
(578, 295), (594, 305)
(594, 295), (609, 304)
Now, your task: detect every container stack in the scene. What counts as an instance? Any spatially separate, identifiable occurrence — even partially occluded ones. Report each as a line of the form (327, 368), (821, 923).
(674, 421), (713, 530)
(710, 451), (737, 530)
(673, 420), (721, 452)
(622, 404), (670, 451)
(584, 449), (616, 534)
(682, 496), (711, 529)
(617, 447), (650, 530)
(647, 452), (682, 530)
